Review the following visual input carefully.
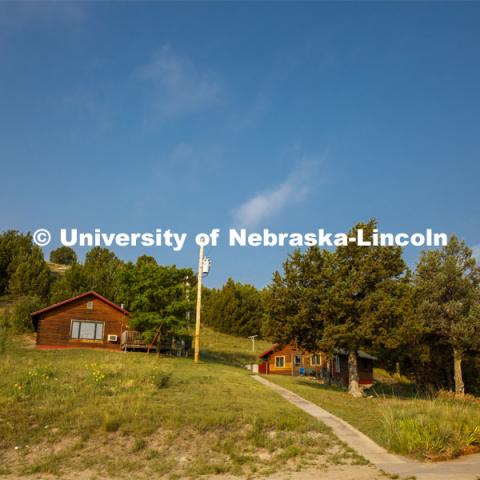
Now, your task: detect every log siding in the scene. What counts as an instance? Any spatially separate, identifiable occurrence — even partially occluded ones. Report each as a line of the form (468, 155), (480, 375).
(32, 292), (128, 350)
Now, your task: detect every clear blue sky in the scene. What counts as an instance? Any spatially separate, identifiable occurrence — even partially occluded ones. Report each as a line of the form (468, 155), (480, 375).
(1, 2), (479, 287)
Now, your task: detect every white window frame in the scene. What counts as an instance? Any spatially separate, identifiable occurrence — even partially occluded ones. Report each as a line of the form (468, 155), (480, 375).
(293, 354), (302, 367)
(275, 356), (286, 368)
(70, 320), (104, 341)
(335, 355), (341, 373)
(310, 354), (321, 366)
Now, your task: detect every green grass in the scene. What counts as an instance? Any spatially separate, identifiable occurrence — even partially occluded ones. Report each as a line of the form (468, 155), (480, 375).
(264, 375), (480, 461)
(201, 326), (271, 366)
(0, 330), (358, 478)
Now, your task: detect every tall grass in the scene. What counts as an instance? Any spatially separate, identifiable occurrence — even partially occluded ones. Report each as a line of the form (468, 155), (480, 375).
(0, 307), (9, 354)
(267, 375), (480, 461)
(381, 398), (480, 460)
(0, 322), (7, 354)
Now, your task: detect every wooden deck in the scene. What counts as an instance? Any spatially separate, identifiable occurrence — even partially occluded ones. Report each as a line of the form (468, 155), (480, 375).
(121, 330), (149, 351)
(121, 330), (193, 356)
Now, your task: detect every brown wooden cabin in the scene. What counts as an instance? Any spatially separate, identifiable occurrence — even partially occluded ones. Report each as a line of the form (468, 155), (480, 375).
(258, 344), (375, 386)
(31, 291), (129, 350)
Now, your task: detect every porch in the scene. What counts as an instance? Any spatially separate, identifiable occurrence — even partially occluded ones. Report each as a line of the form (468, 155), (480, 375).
(120, 330), (193, 356)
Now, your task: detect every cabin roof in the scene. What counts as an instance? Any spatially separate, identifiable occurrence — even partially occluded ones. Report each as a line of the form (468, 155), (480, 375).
(258, 344), (279, 358)
(338, 349), (377, 361)
(30, 291), (129, 318)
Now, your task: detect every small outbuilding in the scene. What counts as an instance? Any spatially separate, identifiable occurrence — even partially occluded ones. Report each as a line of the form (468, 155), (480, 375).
(258, 344), (375, 386)
(31, 291), (129, 350)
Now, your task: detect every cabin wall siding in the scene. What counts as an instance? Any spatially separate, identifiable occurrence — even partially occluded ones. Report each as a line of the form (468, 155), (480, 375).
(36, 295), (126, 350)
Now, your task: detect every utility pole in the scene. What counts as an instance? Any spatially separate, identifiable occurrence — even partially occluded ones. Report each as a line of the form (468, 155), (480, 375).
(194, 243), (211, 364)
(194, 243), (204, 364)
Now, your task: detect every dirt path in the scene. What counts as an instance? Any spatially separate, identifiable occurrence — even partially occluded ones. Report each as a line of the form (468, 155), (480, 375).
(253, 375), (480, 480)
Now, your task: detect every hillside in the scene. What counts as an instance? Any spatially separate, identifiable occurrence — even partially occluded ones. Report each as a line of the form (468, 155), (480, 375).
(0, 328), (383, 480)
(46, 262), (71, 275)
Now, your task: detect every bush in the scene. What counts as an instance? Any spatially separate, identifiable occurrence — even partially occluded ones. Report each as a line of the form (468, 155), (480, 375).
(10, 296), (45, 333)
(155, 372), (171, 389)
(49, 246), (77, 265)
(103, 415), (121, 432)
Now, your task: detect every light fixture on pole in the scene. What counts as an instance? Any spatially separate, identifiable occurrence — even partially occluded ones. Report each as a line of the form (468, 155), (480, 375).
(248, 334), (258, 352)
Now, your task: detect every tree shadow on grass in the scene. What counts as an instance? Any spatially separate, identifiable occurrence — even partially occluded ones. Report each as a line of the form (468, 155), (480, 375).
(365, 381), (424, 399)
(293, 377), (419, 400)
(294, 378), (346, 393)
(200, 349), (256, 369)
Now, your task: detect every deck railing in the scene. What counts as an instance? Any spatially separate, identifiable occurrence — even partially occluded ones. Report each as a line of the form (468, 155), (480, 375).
(120, 330), (146, 348)
(121, 330), (192, 355)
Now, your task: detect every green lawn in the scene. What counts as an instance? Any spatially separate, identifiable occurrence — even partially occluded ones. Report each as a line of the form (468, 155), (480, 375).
(264, 374), (480, 461)
(0, 330), (366, 478)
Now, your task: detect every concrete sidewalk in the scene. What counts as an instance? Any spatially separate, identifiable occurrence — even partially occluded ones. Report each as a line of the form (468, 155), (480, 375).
(253, 375), (480, 480)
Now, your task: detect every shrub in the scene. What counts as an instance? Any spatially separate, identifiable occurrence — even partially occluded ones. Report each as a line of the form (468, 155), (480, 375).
(103, 415), (121, 432)
(155, 372), (171, 389)
(10, 295), (45, 333)
(49, 247), (77, 265)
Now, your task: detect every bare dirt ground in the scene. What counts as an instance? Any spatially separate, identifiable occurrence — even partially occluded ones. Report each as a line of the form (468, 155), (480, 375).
(0, 463), (388, 480)
(0, 431), (389, 480)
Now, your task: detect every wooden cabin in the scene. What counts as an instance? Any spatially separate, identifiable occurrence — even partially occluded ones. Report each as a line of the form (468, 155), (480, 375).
(31, 291), (129, 350)
(258, 344), (375, 386)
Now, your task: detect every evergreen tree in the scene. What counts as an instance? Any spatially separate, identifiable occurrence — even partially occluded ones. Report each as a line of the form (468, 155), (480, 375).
(321, 220), (406, 396)
(263, 247), (329, 351)
(8, 246), (51, 299)
(266, 221), (407, 397)
(49, 262), (88, 303)
(50, 246), (77, 265)
(83, 247), (122, 299)
(415, 236), (480, 396)
(0, 231), (33, 294)
(203, 278), (265, 337)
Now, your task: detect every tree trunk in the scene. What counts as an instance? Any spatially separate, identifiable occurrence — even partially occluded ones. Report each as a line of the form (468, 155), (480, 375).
(395, 362), (401, 377)
(453, 348), (464, 397)
(348, 351), (362, 398)
(156, 332), (161, 358)
(326, 352), (332, 385)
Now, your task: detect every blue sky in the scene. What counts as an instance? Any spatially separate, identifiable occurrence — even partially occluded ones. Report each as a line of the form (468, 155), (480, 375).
(1, 2), (479, 287)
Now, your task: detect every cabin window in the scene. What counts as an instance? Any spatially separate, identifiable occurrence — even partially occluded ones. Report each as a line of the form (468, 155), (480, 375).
(311, 354), (321, 366)
(335, 355), (341, 373)
(275, 356), (285, 368)
(293, 354), (302, 367)
(71, 320), (104, 341)
(86, 301), (93, 310)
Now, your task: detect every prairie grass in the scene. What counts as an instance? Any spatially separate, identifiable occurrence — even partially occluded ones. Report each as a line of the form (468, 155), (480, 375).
(0, 330), (348, 478)
(266, 375), (480, 461)
(381, 397), (480, 460)
(200, 327), (271, 366)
